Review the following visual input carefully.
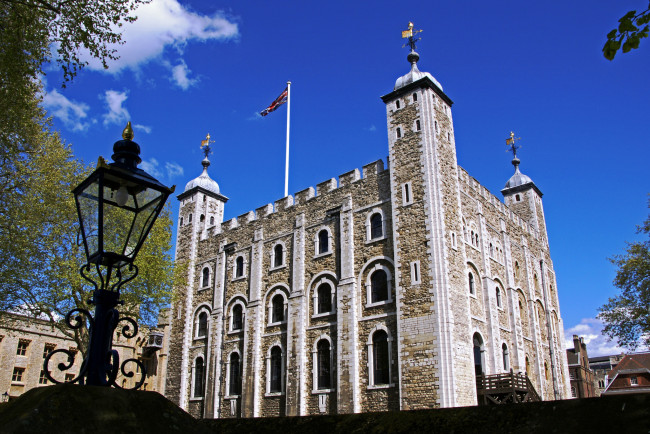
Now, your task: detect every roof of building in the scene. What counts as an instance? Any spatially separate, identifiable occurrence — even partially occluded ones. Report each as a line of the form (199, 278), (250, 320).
(394, 50), (443, 92)
(608, 352), (650, 375)
(183, 156), (220, 195)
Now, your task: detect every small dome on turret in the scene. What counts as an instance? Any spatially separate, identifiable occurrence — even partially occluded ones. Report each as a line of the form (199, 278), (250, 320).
(184, 156), (220, 194)
(504, 157), (534, 189)
(394, 50), (443, 91)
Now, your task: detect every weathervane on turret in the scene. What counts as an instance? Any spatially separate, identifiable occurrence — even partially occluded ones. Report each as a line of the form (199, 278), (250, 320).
(200, 133), (214, 158)
(506, 131), (523, 169)
(402, 21), (423, 52)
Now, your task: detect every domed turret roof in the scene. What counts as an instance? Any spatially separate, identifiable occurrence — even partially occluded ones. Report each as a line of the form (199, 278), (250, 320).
(394, 51), (443, 91)
(184, 157), (220, 195)
(504, 158), (533, 189)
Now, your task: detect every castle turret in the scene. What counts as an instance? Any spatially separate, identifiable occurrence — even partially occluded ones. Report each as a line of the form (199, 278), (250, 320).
(167, 135), (228, 410)
(381, 22), (473, 409)
(500, 134), (547, 242)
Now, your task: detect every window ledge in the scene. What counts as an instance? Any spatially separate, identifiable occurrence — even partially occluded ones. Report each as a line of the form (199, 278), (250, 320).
(311, 312), (335, 319)
(366, 299), (393, 308)
(269, 265), (287, 272)
(198, 286), (210, 292)
(11, 381), (25, 386)
(189, 397), (204, 402)
(365, 236), (387, 245)
(267, 321), (287, 327)
(264, 392), (285, 397)
(232, 276), (246, 282)
(367, 384), (394, 390)
(311, 388), (335, 394)
(313, 251), (332, 259)
(227, 329), (243, 335)
(225, 395), (241, 399)
(469, 293), (477, 299)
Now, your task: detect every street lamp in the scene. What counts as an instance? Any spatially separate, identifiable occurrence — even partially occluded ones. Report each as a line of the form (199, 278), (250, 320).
(1, 392), (8, 403)
(43, 123), (173, 388)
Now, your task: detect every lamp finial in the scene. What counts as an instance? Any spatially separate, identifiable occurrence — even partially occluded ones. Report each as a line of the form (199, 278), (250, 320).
(122, 122), (134, 141)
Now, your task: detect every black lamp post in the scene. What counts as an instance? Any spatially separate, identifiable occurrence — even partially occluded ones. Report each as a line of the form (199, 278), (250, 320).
(44, 123), (173, 388)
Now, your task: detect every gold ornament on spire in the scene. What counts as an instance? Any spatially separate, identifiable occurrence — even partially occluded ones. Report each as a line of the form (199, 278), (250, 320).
(401, 22), (422, 51)
(122, 122), (134, 140)
(506, 131), (522, 158)
(200, 133), (214, 158)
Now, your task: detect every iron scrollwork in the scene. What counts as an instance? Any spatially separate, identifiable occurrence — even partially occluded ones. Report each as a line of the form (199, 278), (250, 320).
(43, 262), (147, 389)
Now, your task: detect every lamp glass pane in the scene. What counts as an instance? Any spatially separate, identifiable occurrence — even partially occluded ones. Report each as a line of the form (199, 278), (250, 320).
(75, 180), (100, 260)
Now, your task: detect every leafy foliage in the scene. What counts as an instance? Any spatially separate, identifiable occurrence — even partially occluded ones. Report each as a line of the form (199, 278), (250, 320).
(598, 200), (650, 350)
(603, 3), (650, 60)
(0, 0), (149, 84)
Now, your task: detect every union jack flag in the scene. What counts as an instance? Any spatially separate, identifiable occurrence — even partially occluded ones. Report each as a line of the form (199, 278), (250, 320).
(260, 87), (288, 116)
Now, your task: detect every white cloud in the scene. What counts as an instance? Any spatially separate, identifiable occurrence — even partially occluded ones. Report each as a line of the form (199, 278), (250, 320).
(42, 89), (93, 132)
(140, 158), (183, 182)
(133, 124), (152, 134)
(165, 162), (184, 179)
(83, 0), (238, 73)
(564, 318), (625, 357)
(102, 90), (130, 126)
(366, 125), (377, 132)
(171, 61), (199, 90)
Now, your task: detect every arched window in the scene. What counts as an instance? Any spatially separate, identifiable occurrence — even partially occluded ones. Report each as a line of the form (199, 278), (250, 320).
(273, 244), (283, 268)
(473, 333), (484, 376)
(270, 346), (283, 393)
(370, 213), (383, 239)
(180, 217), (184, 226)
(412, 92), (418, 102)
(210, 216), (214, 225)
(318, 229), (329, 254)
(544, 362), (549, 380)
(514, 261), (520, 278)
(235, 256), (244, 278)
(317, 339), (331, 389)
(372, 330), (390, 385)
(202, 267), (210, 288)
(229, 352), (241, 395)
(272, 294), (284, 323)
(468, 272), (475, 295)
(370, 269), (388, 303)
(317, 283), (332, 314)
(232, 304), (243, 331)
(196, 311), (208, 338)
(200, 214), (205, 222)
(193, 357), (204, 398)
(496, 287), (502, 308)
(502, 343), (510, 371)
(525, 356), (531, 376)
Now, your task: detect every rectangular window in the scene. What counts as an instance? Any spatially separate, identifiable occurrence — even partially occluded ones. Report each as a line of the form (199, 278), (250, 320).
(39, 370), (48, 385)
(631, 376), (638, 385)
(396, 127), (402, 139)
(16, 340), (29, 356)
(402, 182), (413, 205)
(12, 367), (24, 383)
(410, 261), (421, 285)
(43, 344), (55, 359)
(65, 373), (75, 382)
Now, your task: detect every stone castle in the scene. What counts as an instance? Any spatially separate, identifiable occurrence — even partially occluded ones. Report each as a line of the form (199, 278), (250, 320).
(165, 42), (571, 418)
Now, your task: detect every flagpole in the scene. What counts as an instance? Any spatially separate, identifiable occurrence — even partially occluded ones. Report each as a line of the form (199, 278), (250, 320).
(284, 81), (291, 197)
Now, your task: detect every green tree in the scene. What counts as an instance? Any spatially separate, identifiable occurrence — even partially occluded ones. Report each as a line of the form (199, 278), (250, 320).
(603, 3), (650, 60)
(1, 0), (149, 84)
(0, 96), (176, 354)
(598, 201), (650, 350)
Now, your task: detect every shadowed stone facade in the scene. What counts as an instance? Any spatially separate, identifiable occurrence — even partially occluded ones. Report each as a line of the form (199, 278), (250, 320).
(166, 49), (570, 418)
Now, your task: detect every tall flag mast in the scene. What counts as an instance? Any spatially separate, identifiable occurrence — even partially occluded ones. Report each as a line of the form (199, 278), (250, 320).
(260, 81), (292, 197)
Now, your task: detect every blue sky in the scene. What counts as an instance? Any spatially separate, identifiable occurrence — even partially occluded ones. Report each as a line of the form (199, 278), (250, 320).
(41, 0), (649, 356)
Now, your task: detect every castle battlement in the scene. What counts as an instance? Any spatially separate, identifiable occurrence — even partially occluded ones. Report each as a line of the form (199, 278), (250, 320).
(200, 159), (387, 237)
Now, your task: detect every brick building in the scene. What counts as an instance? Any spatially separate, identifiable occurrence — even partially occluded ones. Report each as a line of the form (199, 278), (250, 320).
(566, 335), (598, 398)
(601, 353), (650, 396)
(0, 311), (170, 400)
(166, 45), (571, 418)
